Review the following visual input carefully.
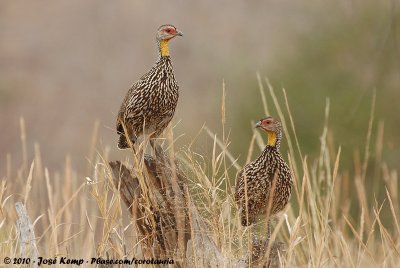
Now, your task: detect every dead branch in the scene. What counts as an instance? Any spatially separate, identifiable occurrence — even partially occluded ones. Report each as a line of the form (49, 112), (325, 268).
(15, 202), (39, 268)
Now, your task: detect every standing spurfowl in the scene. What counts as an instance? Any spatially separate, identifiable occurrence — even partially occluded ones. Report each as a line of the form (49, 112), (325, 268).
(116, 24), (183, 150)
(235, 116), (293, 227)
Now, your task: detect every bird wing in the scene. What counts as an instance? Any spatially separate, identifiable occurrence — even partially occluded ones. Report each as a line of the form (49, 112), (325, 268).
(235, 161), (275, 209)
(116, 79), (148, 131)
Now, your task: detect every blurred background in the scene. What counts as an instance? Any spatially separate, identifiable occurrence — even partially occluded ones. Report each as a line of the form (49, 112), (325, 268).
(1, 0), (399, 175)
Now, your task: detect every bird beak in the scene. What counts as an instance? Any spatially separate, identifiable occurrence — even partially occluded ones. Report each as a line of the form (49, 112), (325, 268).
(176, 30), (183, 37)
(255, 121), (262, 128)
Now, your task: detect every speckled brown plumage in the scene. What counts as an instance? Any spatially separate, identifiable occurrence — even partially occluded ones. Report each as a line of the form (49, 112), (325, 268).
(116, 25), (182, 149)
(235, 116), (293, 226)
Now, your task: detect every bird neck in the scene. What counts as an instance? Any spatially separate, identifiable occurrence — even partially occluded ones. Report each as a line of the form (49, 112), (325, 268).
(158, 39), (170, 57)
(267, 129), (281, 151)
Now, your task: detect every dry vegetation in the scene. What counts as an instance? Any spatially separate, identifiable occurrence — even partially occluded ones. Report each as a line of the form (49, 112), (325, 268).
(1, 80), (399, 267)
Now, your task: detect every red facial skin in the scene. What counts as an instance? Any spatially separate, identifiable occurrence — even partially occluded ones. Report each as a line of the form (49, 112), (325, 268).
(261, 118), (273, 127)
(164, 27), (176, 35)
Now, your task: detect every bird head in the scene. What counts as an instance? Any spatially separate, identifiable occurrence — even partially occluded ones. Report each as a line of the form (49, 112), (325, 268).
(255, 116), (281, 147)
(157, 24), (183, 41)
(157, 25), (183, 57)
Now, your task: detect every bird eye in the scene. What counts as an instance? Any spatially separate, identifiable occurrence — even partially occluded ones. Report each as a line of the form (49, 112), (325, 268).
(165, 28), (172, 33)
(266, 121), (271, 124)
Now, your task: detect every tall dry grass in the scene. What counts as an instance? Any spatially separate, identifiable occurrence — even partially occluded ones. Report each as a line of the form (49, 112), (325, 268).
(1, 78), (399, 267)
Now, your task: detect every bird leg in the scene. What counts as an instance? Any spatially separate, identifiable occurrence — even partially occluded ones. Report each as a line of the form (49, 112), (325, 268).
(266, 220), (271, 241)
(150, 137), (164, 161)
(251, 221), (271, 243)
(251, 224), (257, 240)
(150, 138), (159, 152)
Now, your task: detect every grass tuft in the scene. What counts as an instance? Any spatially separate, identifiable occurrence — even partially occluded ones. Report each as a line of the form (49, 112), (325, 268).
(1, 78), (399, 267)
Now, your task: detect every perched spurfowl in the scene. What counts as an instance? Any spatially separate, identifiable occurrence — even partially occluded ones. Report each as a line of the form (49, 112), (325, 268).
(116, 24), (183, 149)
(235, 116), (293, 227)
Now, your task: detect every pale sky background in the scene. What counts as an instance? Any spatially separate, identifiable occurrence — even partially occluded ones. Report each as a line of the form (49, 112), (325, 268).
(1, 0), (398, 173)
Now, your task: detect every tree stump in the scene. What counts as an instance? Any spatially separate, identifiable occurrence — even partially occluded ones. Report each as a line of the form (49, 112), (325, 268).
(109, 149), (228, 266)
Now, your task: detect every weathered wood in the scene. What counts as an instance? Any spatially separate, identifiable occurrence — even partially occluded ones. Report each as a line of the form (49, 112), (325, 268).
(15, 202), (39, 268)
(109, 150), (193, 264)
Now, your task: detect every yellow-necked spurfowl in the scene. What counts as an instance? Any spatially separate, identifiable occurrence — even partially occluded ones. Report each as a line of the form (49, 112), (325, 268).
(116, 24), (183, 150)
(235, 116), (293, 227)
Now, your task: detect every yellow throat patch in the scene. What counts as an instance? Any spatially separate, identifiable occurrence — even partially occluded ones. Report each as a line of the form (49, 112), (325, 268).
(267, 131), (277, 146)
(160, 40), (170, 57)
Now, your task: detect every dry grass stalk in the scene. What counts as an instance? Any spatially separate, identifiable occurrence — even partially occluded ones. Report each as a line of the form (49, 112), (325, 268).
(19, 117), (28, 177)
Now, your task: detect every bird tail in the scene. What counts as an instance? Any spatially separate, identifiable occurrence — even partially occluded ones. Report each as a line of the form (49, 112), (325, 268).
(118, 135), (130, 149)
(240, 210), (255, 226)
